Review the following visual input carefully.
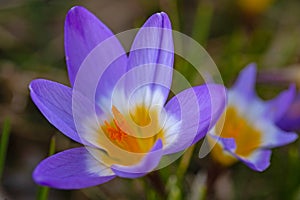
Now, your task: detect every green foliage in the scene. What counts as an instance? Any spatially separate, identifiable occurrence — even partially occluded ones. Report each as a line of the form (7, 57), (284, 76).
(0, 118), (11, 179)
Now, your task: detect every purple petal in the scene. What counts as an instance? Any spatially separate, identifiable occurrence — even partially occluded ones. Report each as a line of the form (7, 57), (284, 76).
(33, 147), (116, 189)
(236, 149), (272, 172)
(65, 6), (127, 99)
(124, 12), (174, 105)
(264, 84), (296, 121)
(232, 63), (257, 100)
(163, 84), (226, 154)
(209, 135), (236, 152)
(29, 79), (84, 144)
(257, 120), (298, 148)
(208, 134), (271, 171)
(276, 93), (300, 131)
(111, 139), (163, 178)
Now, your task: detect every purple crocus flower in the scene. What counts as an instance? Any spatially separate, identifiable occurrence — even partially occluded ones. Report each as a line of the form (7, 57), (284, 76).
(29, 6), (225, 189)
(276, 93), (300, 131)
(208, 64), (298, 172)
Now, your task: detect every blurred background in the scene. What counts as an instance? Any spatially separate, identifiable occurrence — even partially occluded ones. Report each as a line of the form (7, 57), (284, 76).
(0, 0), (299, 199)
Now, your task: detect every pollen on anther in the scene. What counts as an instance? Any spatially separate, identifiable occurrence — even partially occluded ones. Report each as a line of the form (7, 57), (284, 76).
(104, 120), (128, 142)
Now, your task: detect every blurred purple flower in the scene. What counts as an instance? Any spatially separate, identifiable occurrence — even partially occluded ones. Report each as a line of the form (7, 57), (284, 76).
(29, 6), (225, 189)
(276, 93), (300, 131)
(208, 64), (298, 172)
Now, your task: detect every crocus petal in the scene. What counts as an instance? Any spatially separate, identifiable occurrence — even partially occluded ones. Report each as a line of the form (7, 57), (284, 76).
(163, 84), (226, 154)
(232, 63), (257, 100)
(235, 149), (272, 172)
(206, 134), (238, 166)
(276, 93), (300, 131)
(65, 6), (127, 99)
(33, 147), (116, 189)
(209, 134), (237, 152)
(217, 138), (272, 171)
(29, 79), (85, 144)
(264, 84), (296, 121)
(255, 120), (298, 148)
(111, 139), (163, 178)
(125, 12), (174, 105)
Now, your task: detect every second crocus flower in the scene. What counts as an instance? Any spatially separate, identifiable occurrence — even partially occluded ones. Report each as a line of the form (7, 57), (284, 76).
(208, 64), (298, 171)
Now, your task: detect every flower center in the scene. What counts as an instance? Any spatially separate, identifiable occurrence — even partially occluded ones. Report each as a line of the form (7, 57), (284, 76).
(216, 106), (262, 157)
(103, 105), (164, 153)
(96, 104), (165, 166)
(104, 119), (128, 142)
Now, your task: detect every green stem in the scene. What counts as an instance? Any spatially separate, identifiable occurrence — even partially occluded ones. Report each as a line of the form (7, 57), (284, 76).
(176, 145), (195, 181)
(180, 2), (214, 83)
(192, 1), (214, 46)
(146, 171), (166, 199)
(0, 118), (11, 180)
(37, 136), (56, 200)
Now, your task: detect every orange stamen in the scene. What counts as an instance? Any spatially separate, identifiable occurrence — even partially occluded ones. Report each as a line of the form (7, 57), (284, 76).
(101, 104), (165, 154)
(104, 120), (128, 142)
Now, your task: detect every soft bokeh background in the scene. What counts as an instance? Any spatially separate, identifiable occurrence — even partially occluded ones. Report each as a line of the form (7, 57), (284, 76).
(0, 0), (299, 199)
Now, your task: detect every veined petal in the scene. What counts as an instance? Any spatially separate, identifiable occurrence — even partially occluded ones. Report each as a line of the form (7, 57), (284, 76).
(29, 79), (85, 144)
(65, 6), (127, 98)
(111, 139), (163, 178)
(163, 84), (226, 154)
(264, 84), (296, 121)
(125, 12), (174, 105)
(232, 63), (257, 100)
(33, 148), (116, 189)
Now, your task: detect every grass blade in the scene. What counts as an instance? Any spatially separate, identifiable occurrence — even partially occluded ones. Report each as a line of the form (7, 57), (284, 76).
(0, 118), (11, 180)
